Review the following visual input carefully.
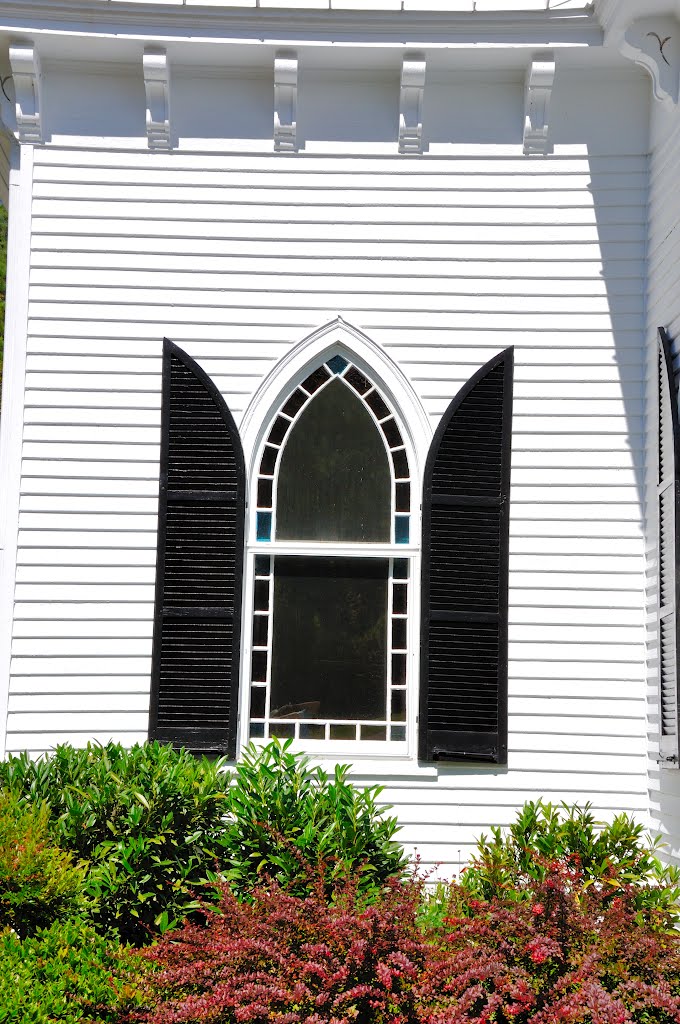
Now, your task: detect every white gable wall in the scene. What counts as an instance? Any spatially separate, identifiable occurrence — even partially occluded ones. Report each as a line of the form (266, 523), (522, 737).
(3, 53), (652, 870)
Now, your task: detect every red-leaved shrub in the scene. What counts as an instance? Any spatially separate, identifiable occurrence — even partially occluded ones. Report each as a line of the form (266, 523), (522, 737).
(128, 869), (430, 1024)
(417, 858), (680, 1024)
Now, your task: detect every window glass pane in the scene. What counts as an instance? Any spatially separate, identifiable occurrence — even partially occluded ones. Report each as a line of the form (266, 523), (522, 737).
(276, 379), (390, 541)
(270, 556), (388, 720)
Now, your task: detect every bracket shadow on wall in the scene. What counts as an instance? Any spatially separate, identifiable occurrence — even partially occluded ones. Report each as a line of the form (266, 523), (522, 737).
(149, 339), (513, 765)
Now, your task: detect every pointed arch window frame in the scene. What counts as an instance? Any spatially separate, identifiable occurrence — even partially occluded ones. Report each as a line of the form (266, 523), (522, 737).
(244, 348), (419, 757)
(239, 320), (428, 758)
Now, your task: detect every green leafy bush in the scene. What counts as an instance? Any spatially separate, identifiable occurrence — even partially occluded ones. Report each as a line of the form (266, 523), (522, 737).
(0, 918), (145, 1024)
(0, 791), (87, 937)
(0, 741), (230, 943)
(460, 799), (680, 921)
(218, 739), (407, 898)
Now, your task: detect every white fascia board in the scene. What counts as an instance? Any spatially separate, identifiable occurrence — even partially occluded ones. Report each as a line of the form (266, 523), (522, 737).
(0, 2), (601, 51)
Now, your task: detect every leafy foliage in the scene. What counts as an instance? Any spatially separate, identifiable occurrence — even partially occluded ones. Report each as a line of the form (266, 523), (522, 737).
(460, 799), (680, 921)
(0, 790), (87, 937)
(218, 738), (407, 898)
(129, 868), (429, 1024)
(417, 859), (680, 1024)
(0, 741), (231, 943)
(0, 918), (145, 1024)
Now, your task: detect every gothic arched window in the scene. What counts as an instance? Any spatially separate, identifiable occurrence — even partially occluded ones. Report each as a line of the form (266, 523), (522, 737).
(248, 355), (413, 750)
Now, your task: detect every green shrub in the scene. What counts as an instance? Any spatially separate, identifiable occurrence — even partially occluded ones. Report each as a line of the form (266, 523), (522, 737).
(218, 738), (407, 898)
(0, 918), (145, 1024)
(460, 799), (680, 921)
(0, 741), (230, 943)
(0, 791), (87, 937)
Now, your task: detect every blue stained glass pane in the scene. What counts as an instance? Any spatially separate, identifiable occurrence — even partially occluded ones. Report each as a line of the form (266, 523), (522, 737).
(395, 516), (410, 544)
(327, 354), (349, 375)
(256, 511), (272, 541)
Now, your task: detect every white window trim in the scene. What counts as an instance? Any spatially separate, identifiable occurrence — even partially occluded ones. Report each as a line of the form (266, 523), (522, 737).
(237, 318), (431, 762)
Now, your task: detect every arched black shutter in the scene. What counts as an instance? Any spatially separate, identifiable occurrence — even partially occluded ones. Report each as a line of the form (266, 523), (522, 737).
(420, 348), (513, 764)
(149, 339), (245, 757)
(658, 327), (680, 764)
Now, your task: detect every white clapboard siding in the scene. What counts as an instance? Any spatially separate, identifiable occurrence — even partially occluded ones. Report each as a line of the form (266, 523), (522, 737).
(645, 108), (680, 865)
(6, 135), (649, 873)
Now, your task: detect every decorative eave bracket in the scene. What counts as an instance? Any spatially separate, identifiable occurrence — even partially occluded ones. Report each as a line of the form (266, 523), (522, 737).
(9, 42), (42, 145)
(399, 54), (426, 155)
(620, 17), (679, 109)
(274, 51), (298, 153)
(523, 55), (555, 157)
(143, 48), (172, 151)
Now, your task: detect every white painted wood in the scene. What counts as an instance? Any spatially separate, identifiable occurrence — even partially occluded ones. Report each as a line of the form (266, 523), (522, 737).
(143, 49), (171, 151)
(0, 39), (657, 868)
(0, 144), (33, 760)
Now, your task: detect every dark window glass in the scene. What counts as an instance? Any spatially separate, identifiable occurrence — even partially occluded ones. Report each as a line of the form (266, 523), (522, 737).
(257, 478), (273, 508)
(254, 579), (269, 611)
(268, 416), (291, 446)
(345, 366), (372, 395)
(251, 650), (268, 682)
(276, 379), (390, 541)
(392, 653), (406, 685)
(252, 615), (268, 647)
(391, 688), (406, 721)
(393, 584), (408, 615)
(392, 449), (409, 479)
(301, 366), (331, 394)
(250, 686), (266, 718)
(366, 391), (390, 420)
(260, 445), (278, 475)
(254, 555), (270, 577)
(396, 481), (410, 512)
(270, 722), (295, 739)
(381, 418), (402, 448)
(282, 389), (308, 418)
(270, 556), (388, 720)
(392, 618), (407, 650)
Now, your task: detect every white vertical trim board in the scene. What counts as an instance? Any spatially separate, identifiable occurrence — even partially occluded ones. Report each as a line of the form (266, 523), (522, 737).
(646, 103), (680, 863)
(0, 143), (33, 761)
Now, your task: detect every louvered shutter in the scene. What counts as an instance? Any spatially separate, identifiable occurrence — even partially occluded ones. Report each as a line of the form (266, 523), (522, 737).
(658, 327), (680, 764)
(420, 348), (513, 763)
(149, 339), (245, 757)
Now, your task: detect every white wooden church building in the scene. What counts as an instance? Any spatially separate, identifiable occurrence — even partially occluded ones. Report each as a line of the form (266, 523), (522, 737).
(1, 0), (680, 873)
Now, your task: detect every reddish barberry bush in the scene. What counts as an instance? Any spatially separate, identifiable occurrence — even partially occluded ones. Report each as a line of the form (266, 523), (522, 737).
(417, 858), (680, 1024)
(128, 868), (430, 1024)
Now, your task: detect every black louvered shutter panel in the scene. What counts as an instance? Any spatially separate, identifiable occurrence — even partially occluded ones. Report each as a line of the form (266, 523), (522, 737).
(149, 339), (245, 757)
(658, 327), (680, 764)
(420, 348), (513, 763)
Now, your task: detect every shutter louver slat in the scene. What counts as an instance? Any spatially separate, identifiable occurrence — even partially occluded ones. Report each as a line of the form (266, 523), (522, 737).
(420, 349), (513, 764)
(150, 340), (245, 757)
(657, 328), (680, 763)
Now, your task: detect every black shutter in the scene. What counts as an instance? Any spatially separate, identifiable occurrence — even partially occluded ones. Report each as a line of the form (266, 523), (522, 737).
(658, 327), (680, 764)
(420, 348), (513, 764)
(149, 339), (245, 757)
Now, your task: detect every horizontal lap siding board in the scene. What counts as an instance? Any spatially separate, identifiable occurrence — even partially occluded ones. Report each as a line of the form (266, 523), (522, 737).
(8, 145), (648, 867)
(647, 113), (680, 864)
